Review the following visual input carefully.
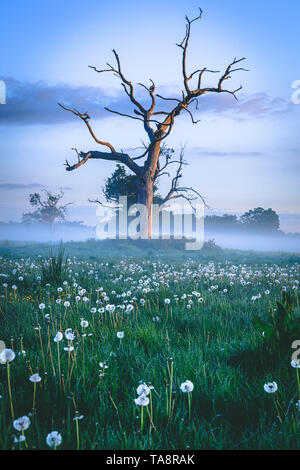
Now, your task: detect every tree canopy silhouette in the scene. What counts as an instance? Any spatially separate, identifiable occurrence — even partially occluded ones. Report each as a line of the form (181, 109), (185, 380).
(22, 189), (73, 231)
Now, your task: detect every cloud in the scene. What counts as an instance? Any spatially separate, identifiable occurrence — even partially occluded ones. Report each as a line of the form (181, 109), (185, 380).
(0, 183), (72, 191)
(189, 147), (264, 157)
(0, 77), (135, 126)
(0, 77), (296, 126)
(0, 183), (44, 190)
(183, 92), (296, 120)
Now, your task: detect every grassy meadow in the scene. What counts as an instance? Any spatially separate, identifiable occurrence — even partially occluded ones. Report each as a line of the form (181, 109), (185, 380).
(0, 239), (300, 450)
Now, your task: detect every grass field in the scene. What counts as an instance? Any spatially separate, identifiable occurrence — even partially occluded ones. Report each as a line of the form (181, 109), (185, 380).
(0, 240), (300, 450)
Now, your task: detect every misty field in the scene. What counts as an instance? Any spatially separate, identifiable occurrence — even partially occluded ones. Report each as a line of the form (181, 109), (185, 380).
(1, 241), (300, 450)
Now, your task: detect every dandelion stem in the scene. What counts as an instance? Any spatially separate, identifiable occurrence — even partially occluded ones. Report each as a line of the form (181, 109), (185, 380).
(188, 392), (191, 422)
(22, 430), (28, 449)
(38, 327), (46, 370)
(57, 342), (61, 388)
(141, 405), (144, 433)
(75, 418), (80, 450)
(150, 389), (153, 424)
(274, 398), (282, 423)
(32, 382), (36, 411)
(7, 361), (14, 420)
(168, 359), (174, 420)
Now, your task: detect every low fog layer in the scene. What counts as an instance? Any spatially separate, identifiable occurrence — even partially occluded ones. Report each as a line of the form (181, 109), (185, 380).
(205, 231), (300, 253)
(0, 222), (299, 253)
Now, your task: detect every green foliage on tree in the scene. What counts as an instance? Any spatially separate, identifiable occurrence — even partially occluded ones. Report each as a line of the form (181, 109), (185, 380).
(100, 147), (176, 207)
(103, 164), (162, 206)
(205, 208), (280, 233)
(240, 207), (279, 232)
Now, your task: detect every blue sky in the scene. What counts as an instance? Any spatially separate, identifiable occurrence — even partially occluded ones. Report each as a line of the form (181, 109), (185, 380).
(0, 0), (300, 230)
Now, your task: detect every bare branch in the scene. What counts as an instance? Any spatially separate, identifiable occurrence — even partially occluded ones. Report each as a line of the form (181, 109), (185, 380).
(156, 94), (181, 103)
(88, 198), (116, 209)
(58, 103), (116, 152)
(161, 146), (209, 211)
(176, 8), (203, 95)
(64, 150), (141, 176)
(89, 49), (146, 116)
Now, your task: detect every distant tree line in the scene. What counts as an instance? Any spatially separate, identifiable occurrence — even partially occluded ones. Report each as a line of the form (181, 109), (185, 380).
(21, 188), (281, 235)
(205, 208), (280, 233)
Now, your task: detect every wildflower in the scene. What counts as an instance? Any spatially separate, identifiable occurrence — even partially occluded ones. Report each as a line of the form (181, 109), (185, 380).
(117, 331), (124, 339)
(54, 332), (63, 343)
(0, 348), (15, 363)
(39, 303), (45, 310)
(14, 435), (26, 443)
(13, 416), (31, 431)
(137, 383), (151, 396)
(152, 316), (160, 322)
(64, 301), (70, 308)
(134, 394), (150, 406)
(81, 319), (89, 328)
(180, 380), (194, 393)
(29, 373), (42, 383)
(46, 431), (62, 448)
(64, 345), (74, 352)
(291, 359), (300, 368)
(65, 329), (75, 341)
(73, 414), (84, 421)
(164, 298), (170, 304)
(264, 381), (278, 393)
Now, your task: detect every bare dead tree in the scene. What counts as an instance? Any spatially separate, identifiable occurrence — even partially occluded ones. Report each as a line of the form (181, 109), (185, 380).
(59, 9), (247, 237)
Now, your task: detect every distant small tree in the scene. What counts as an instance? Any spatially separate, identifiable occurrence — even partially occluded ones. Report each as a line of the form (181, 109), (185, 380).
(22, 189), (73, 231)
(240, 207), (280, 232)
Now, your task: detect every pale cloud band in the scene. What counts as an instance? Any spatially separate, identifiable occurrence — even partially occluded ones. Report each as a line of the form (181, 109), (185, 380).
(0, 77), (296, 126)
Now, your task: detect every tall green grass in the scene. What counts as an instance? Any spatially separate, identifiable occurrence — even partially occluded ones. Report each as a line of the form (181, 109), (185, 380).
(0, 243), (299, 450)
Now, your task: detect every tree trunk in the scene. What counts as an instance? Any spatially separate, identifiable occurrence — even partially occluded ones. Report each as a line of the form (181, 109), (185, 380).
(137, 142), (161, 238)
(137, 178), (153, 238)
